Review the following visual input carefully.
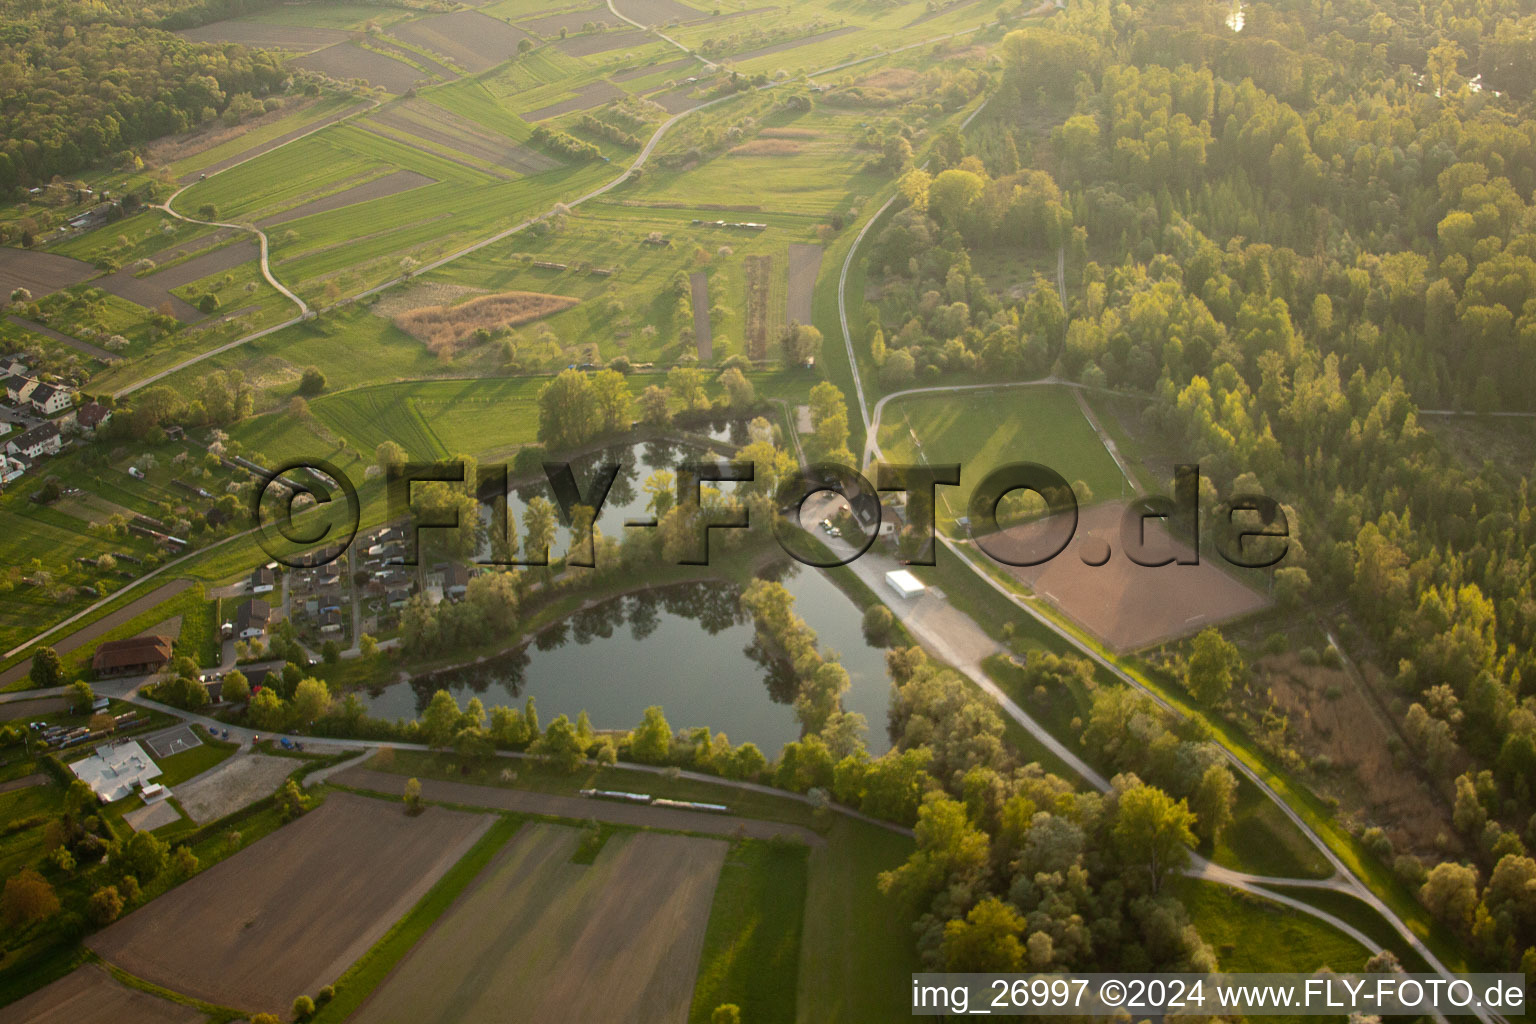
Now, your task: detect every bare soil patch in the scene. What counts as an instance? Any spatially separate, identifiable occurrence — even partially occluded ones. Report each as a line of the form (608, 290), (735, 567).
(521, 79), (626, 121)
(991, 500), (1272, 652)
(124, 799), (182, 832)
(612, 0), (700, 24)
(370, 101), (559, 174)
(389, 10), (532, 72)
(647, 86), (702, 114)
(0, 772), (47, 794)
(176, 20), (348, 50)
(175, 101), (369, 183)
(88, 793), (491, 1016)
(0, 697), (66, 722)
(689, 270), (711, 361)
(292, 42), (428, 93)
(785, 242), (822, 327)
(174, 752), (297, 823)
(0, 964), (203, 1024)
(96, 240), (258, 321)
(0, 248), (95, 300)
(555, 26), (642, 55)
(351, 823), (725, 1024)
(0, 579), (195, 687)
(395, 290), (579, 357)
(258, 169), (435, 227)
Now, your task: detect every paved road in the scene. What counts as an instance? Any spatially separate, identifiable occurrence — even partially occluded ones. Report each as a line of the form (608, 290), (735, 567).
(0, 579), (195, 685)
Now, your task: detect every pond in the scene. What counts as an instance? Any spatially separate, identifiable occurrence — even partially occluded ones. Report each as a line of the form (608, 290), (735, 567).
(357, 564), (894, 756)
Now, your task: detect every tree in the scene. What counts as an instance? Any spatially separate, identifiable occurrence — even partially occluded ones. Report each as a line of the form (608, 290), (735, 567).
(667, 366), (708, 411)
(293, 995), (315, 1021)
(359, 634), (378, 659)
(117, 830), (169, 881)
(1189, 763), (1237, 846)
(403, 777), (423, 814)
(942, 897), (1026, 970)
(1420, 862), (1480, 933)
(290, 677), (330, 727)
(1111, 781), (1196, 892)
(275, 779), (311, 822)
(630, 705), (673, 764)
(172, 844), (198, 877)
(523, 496), (558, 567)
(248, 688), (287, 730)
(533, 714), (587, 771)
(806, 381), (853, 464)
(29, 646), (63, 688)
(422, 689), (462, 748)
(711, 1007), (742, 1024)
(719, 367), (755, 410)
(66, 679), (95, 713)
(1186, 627), (1241, 704)
(638, 385), (671, 426)
(87, 885), (123, 925)
(1, 868), (59, 929)
(376, 440), (407, 477)
(878, 792), (989, 908)
(927, 168), (984, 229)
(221, 669), (250, 704)
(298, 367), (327, 395)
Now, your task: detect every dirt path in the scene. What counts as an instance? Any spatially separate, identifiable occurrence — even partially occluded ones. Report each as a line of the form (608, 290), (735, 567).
(334, 767), (825, 846)
(0, 773), (47, 794)
(689, 270), (712, 360)
(0, 578), (194, 687)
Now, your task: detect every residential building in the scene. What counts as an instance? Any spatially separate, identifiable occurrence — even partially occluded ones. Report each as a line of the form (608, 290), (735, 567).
(75, 401), (111, 434)
(250, 567), (275, 594)
(5, 376), (37, 404)
(29, 382), (73, 415)
(6, 422), (61, 459)
(235, 598), (270, 640)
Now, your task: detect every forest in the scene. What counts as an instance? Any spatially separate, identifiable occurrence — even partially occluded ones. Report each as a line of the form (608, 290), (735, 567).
(858, 0), (1536, 975)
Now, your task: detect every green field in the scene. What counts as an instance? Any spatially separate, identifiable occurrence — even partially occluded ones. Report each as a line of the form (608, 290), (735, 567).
(876, 384), (1132, 523)
(1177, 879), (1370, 973)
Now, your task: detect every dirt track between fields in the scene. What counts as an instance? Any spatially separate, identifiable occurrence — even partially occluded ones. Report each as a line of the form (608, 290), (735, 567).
(689, 270), (712, 360)
(88, 793), (491, 1016)
(350, 823), (725, 1024)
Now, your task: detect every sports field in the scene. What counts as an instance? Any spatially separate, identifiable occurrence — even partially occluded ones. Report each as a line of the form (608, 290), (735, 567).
(351, 823), (726, 1024)
(87, 794), (491, 1015)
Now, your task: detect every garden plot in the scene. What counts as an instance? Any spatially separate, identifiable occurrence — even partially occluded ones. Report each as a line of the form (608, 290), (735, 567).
(87, 793), (492, 1016)
(350, 824), (726, 1024)
(0, 965), (203, 1024)
(0, 248), (95, 300)
(257, 170), (436, 227)
(176, 20), (348, 50)
(389, 10), (532, 72)
(292, 43), (429, 93)
(520, 79), (625, 120)
(689, 270), (711, 360)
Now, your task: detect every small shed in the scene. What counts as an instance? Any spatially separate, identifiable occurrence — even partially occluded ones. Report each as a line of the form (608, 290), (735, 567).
(884, 569), (925, 600)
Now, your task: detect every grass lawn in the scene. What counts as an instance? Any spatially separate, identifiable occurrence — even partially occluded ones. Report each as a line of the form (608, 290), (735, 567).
(1265, 884), (1431, 972)
(796, 816), (918, 1024)
(1214, 774), (1334, 880)
(689, 839), (809, 1024)
(1176, 878), (1369, 973)
(876, 384), (1132, 525)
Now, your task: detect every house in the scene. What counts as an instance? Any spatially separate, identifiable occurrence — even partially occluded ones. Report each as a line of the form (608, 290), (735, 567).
(250, 567), (275, 594)
(444, 563), (471, 600)
(320, 608), (343, 634)
(75, 401), (111, 434)
(29, 382), (73, 416)
(317, 561), (342, 589)
(235, 598), (271, 640)
(6, 422), (61, 459)
(91, 635), (174, 676)
(5, 376), (38, 404)
(387, 588), (411, 609)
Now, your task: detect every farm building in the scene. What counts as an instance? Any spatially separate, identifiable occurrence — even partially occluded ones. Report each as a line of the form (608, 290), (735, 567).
(91, 635), (175, 676)
(884, 569), (925, 599)
(69, 741), (162, 803)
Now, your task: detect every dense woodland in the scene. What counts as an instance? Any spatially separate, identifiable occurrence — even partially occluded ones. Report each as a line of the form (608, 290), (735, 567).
(860, 0), (1536, 972)
(0, 0), (288, 187)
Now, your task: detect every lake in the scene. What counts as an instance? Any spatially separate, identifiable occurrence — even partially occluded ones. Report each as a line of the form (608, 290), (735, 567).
(358, 564), (894, 756)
